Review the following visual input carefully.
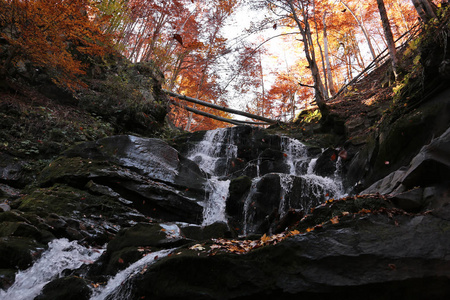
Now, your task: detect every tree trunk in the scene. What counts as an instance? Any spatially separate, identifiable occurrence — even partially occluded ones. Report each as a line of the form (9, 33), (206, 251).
(411, 0), (437, 22)
(339, 1), (377, 62)
(163, 89), (278, 124)
(323, 12), (336, 96)
(376, 0), (398, 78)
(287, 0), (328, 115)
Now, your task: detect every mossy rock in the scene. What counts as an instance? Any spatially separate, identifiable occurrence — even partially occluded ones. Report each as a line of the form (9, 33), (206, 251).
(0, 236), (43, 270)
(17, 184), (128, 218)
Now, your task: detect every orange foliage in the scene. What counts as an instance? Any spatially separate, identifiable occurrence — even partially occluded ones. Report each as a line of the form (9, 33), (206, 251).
(0, 0), (114, 90)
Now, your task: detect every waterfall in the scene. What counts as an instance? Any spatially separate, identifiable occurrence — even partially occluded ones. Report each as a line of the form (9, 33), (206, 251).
(281, 136), (308, 176)
(187, 128), (237, 226)
(90, 249), (173, 300)
(0, 238), (104, 300)
(241, 136), (345, 235)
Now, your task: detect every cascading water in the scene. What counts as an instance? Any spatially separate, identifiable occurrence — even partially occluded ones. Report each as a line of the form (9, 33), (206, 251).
(90, 249), (174, 300)
(242, 135), (346, 235)
(0, 238), (103, 300)
(187, 128), (237, 226)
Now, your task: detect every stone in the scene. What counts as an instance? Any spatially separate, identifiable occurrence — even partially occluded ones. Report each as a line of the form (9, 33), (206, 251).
(38, 135), (207, 224)
(127, 205), (450, 300)
(313, 148), (338, 177)
(35, 276), (91, 300)
(391, 188), (425, 212)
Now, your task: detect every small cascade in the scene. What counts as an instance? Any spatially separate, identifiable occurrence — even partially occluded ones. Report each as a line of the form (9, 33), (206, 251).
(202, 178), (230, 226)
(0, 238), (103, 300)
(90, 249), (173, 300)
(188, 128), (237, 177)
(187, 128), (237, 225)
(278, 174), (295, 218)
(281, 136), (308, 176)
(242, 178), (260, 235)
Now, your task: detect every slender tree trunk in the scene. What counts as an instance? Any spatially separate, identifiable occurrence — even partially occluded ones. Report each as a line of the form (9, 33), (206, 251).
(287, 0), (328, 115)
(376, 0), (398, 78)
(323, 12), (336, 96)
(339, 0), (377, 62)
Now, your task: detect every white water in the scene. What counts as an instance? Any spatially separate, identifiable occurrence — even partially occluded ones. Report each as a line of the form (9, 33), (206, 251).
(90, 249), (173, 300)
(279, 174), (295, 218)
(241, 136), (346, 234)
(188, 128), (237, 226)
(281, 136), (308, 176)
(0, 238), (104, 300)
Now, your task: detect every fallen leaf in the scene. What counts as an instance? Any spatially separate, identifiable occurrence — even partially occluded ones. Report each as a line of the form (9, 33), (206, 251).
(330, 153), (337, 161)
(261, 234), (270, 243)
(118, 258), (124, 264)
(189, 244), (205, 251)
(330, 216), (339, 224)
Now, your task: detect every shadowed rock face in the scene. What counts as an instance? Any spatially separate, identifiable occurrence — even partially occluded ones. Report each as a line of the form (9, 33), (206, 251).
(362, 126), (450, 212)
(127, 205), (450, 300)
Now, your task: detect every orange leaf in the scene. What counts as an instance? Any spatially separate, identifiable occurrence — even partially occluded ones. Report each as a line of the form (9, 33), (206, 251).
(330, 153), (337, 161)
(260, 233), (270, 243)
(330, 216), (339, 224)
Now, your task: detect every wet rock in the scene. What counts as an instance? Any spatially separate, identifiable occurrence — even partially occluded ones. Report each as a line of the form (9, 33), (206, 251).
(35, 276), (91, 300)
(391, 188), (425, 213)
(230, 173), (338, 234)
(128, 205), (450, 300)
(362, 125), (450, 211)
(91, 222), (189, 275)
(38, 135), (206, 224)
(313, 148), (338, 177)
(0, 237), (43, 270)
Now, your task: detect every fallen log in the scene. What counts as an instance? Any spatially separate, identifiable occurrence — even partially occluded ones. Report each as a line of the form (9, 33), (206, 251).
(163, 89), (278, 124)
(170, 101), (270, 126)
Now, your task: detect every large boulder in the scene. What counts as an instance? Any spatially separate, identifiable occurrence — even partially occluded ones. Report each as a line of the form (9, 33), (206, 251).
(362, 125), (450, 212)
(38, 135), (206, 224)
(126, 205), (450, 299)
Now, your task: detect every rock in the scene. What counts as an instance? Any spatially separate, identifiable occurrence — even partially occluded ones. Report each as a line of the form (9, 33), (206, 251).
(0, 237), (43, 270)
(0, 203), (10, 212)
(313, 148), (338, 177)
(38, 135), (206, 224)
(35, 276), (91, 300)
(391, 188), (425, 212)
(361, 125), (450, 211)
(127, 205), (450, 300)
(229, 173), (339, 234)
(91, 223), (189, 276)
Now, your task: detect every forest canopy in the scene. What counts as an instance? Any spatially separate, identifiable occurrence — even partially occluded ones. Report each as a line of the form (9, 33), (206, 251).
(0, 0), (444, 130)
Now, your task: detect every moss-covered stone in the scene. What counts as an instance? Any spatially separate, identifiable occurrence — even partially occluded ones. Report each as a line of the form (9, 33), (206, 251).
(0, 236), (43, 270)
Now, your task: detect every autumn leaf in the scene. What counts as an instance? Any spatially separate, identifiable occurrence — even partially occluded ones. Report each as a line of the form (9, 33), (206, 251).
(330, 216), (339, 224)
(189, 244), (205, 251)
(118, 258), (124, 264)
(330, 153), (337, 161)
(260, 233), (270, 243)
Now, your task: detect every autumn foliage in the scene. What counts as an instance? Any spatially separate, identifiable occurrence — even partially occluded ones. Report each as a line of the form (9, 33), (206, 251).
(0, 0), (114, 90)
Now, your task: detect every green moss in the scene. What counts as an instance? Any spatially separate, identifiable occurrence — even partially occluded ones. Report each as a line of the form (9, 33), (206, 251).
(17, 184), (128, 218)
